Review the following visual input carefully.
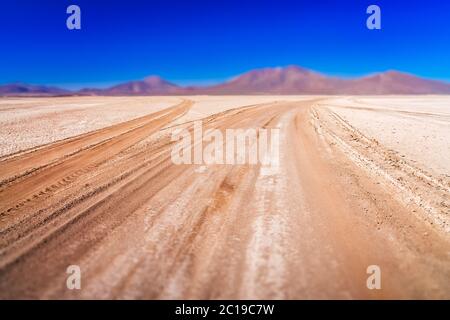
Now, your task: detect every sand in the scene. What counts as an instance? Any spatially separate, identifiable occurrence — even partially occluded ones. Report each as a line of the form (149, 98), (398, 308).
(0, 95), (448, 299)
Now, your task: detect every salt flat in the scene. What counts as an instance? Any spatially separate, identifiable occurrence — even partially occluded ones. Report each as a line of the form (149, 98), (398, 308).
(322, 96), (450, 176)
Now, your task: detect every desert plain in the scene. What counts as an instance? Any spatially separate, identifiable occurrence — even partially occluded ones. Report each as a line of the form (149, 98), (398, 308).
(0, 95), (448, 299)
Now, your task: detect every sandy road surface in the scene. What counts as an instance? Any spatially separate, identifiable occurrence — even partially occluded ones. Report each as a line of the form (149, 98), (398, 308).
(0, 97), (449, 299)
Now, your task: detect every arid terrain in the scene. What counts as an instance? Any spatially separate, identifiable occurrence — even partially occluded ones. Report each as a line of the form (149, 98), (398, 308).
(0, 95), (449, 299)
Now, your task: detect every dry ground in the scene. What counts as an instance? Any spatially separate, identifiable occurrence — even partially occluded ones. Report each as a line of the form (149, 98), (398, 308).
(0, 95), (448, 299)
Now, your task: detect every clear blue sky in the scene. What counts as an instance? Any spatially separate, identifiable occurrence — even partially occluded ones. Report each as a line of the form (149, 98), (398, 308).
(1, 0), (449, 89)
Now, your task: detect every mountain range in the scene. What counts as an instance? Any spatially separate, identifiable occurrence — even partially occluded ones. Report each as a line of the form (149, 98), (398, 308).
(1, 66), (450, 96)
(0, 83), (70, 96)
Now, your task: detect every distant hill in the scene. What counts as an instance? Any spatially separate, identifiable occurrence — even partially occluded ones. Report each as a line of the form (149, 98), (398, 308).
(1, 66), (450, 96)
(0, 83), (70, 96)
(80, 76), (180, 95)
(191, 66), (450, 95)
(339, 70), (450, 94)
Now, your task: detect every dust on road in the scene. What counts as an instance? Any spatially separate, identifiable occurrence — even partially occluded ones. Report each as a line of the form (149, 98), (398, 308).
(0, 96), (448, 299)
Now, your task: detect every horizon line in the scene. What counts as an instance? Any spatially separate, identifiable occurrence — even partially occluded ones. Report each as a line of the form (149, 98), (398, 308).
(2, 65), (450, 91)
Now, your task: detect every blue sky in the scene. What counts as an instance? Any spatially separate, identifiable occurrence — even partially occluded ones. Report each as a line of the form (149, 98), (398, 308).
(1, 0), (449, 89)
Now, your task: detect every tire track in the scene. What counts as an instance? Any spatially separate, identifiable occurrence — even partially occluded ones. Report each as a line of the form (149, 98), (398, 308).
(0, 98), (449, 299)
(0, 100), (192, 220)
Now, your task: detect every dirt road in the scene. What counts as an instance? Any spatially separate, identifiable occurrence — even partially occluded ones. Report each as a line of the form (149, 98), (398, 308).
(0, 98), (448, 299)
